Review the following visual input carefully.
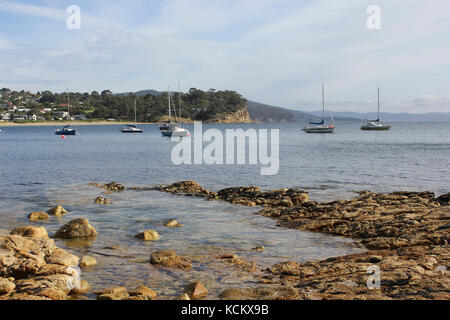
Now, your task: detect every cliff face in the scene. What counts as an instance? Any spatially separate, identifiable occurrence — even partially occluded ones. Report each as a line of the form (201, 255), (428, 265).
(206, 106), (252, 123)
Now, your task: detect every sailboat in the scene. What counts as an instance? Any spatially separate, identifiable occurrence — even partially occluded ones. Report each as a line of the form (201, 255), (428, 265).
(160, 85), (188, 137)
(55, 86), (78, 135)
(302, 83), (335, 133)
(361, 87), (391, 130)
(121, 100), (143, 133)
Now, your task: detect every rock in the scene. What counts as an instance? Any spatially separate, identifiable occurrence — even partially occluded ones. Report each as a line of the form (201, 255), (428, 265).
(149, 250), (192, 271)
(47, 205), (68, 217)
(101, 182), (126, 192)
(94, 197), (111, 205)
(135, 230), (160, 241)
(128, 285), (157, 300)
(46, 248), (79, 267)
(185, 281), (208, 299)
(80, 255), (97, 268)
(164, 219), (183, 227)
(436, 193), (450, 205)
(0, 234), (55, 278)
(219, 286), (300, 300)
(96, 286), (129, 300)
(71, 280), (90, 294)
(251, 246), (265, 252)
(10, 226), (49, 239)
(155, 180), (217, 198)
(54, 218), (97, 239)
(174, 293), (190, 300)
(0, 277), (15, 294)
(28, 212), (50, 221)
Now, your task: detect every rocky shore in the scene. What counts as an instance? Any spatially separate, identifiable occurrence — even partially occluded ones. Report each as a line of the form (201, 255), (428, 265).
(150, 181), (449, 299)
(1, 180), (448, 300)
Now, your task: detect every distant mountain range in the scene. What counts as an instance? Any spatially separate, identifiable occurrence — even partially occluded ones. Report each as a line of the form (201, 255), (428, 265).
(307, 110), (450, 122)
(116, 90), (450, 123)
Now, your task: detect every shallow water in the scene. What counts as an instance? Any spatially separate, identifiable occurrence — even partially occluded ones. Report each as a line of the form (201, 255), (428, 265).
(0, 121), (448, 298)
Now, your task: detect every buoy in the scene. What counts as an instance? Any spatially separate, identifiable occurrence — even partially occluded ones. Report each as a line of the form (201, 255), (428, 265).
(61, 135), (65, 139)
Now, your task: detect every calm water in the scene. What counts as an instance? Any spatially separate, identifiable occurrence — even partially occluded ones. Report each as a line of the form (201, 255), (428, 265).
(0, 121), (448, 298)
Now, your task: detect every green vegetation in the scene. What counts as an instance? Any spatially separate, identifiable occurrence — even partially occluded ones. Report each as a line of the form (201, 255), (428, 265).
(0, 87), (246, 122)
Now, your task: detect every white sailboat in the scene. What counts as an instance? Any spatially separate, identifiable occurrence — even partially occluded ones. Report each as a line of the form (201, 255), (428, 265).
(302, 83), (335, 133)
(361, 87), (391, 130)
(160, 84), (188, 137)
(121, 99), (143, 133)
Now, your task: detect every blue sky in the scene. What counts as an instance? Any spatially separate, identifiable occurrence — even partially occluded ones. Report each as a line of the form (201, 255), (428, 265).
(0, 0), (449, 113)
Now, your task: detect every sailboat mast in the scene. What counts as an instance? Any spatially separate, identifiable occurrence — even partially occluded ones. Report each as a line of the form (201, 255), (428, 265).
(178, 82), (181, 125)
(66, 81), (70, 123)
(377, 86), (380, 121)
(134, 99), (137, 123)
(322, 83), (325, 122)
(168, 86), (171, 123)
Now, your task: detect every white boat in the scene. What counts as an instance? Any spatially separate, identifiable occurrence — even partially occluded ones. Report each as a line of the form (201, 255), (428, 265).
(302, 83), (335, 133)
(361, 87), (391, 131)
(121, 100), (143, 133)
(160, 84), (188, 137)
(121, 124), (143, 133)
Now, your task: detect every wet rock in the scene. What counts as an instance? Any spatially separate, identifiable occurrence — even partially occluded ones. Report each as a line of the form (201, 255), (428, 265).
(135, 230), (160, 241)
(10, 226), (49, 239)
(128, 285), (157, 300)
(436, 193), (450, 205)
(252, 246), (265, 252)
(0, 277), (15, 294)
(219, 286), (300, 300)
(149, 250), (192, 271)
(174, 293), (190, 300)
(164, 219), (183, 227)
(79, 255), (97, 268)
(28, 212), (50, 221)
(54, 218), (97, 239)
(94, 197), (111, 205)
(220, 255), (259, 272)
(71, 280), (90, 294)
(96, 286), (129, 300)
(185, 281), (208, 299)
(101, 182), (126, 192)
(46, 248), (79, 267)
(47, 206), (68, 217)
(155, 180), (217, 198)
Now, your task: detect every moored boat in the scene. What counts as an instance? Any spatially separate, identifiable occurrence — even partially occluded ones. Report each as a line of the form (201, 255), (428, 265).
(361, 87), (391, 131)
(302, 83), (335, 133)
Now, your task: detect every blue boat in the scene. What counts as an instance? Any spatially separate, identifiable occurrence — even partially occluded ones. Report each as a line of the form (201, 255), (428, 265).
(55, 125), (77, 135)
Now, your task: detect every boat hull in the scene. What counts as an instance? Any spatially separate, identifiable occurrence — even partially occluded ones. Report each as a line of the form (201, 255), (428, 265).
(360, 125), (391, 130)
(55, 130), (77, 135)
(302, 126), (335, 133)
(161, 130), (188, 137)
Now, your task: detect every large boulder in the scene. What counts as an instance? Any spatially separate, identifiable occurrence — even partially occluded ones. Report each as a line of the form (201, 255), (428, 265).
(10, 226), (49, 239)
(54, 218), (97, 239)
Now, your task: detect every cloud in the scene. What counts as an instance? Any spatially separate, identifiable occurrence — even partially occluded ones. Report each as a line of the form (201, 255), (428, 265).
(0, 0), (449, 113)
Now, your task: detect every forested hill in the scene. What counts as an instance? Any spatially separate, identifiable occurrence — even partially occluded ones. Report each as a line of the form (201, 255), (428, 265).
(11, 88), (247, 122)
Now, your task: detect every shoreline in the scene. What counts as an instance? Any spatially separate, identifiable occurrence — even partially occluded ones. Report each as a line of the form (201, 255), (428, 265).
(1, 181), (448, 300)
(0, 121), (159, 127)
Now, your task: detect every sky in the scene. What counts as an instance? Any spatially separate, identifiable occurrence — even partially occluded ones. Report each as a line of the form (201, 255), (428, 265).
(0, 0), (449, 113)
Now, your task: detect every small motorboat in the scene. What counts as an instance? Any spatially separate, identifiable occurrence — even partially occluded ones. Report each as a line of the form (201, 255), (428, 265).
(121, 124), (143, 133)
(55, 124), (77, 135)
